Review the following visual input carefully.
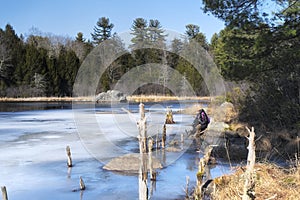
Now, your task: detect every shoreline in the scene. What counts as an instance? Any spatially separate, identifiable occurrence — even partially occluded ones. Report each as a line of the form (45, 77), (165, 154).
(0, 95), (212, 103)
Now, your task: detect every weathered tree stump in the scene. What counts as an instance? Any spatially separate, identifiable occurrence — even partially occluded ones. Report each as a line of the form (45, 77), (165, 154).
(242, 127), (256, 200)
(79, 176), (85, 190)
(165, 107), (175, 124)
(138, 103), (147, 153)
(66, 145), (72, 167)
(138, 103), (148, 200)
(1, 186), (8, 200)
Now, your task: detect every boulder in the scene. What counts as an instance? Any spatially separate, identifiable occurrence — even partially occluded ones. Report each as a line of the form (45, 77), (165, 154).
(207, 121), (230, 132)
(96, 90), (127, 103)
(103, 153), (163, 173)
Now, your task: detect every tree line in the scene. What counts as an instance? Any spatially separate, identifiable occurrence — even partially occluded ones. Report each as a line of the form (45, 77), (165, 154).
(0, 18), (210, 97)
(0, 24), (93, 97)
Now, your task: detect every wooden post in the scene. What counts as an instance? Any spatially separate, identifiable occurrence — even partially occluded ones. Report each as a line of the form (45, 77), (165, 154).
(66, 145), (72, 167)
(162, 124), (166, 149)
(242, 127), (256, 200)
(79, 176), (86, 190)
(1, 186), (8, 200)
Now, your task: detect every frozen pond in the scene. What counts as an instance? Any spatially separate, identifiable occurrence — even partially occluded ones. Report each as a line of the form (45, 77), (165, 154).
(0, 101), (233, 199)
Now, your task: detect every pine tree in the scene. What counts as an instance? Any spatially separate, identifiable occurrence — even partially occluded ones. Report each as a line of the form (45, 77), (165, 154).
(148, 19), (166, 45)
(130, 18), (148, 49)
(72, 32), (92, 61)
(91, 17), (114, 45)
(76, 32), (84, 42)
(185, 24), (208, 50)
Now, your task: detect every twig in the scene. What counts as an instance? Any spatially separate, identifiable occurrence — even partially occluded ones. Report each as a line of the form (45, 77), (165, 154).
(265, 194), (277, 200)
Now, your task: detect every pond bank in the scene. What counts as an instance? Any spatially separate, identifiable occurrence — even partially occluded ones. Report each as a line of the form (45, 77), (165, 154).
(0, 95), (212, 103)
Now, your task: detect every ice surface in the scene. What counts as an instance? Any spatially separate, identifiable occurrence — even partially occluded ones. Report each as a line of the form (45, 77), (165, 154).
(0, 102), (233, 200)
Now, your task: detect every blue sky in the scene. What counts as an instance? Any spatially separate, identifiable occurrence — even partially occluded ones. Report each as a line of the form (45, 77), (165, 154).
(0, 0), (225, 42)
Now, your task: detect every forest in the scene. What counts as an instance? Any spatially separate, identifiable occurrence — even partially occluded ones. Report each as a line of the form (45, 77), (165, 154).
(0, 18), (208, 97)
(0, 0), (299, 132)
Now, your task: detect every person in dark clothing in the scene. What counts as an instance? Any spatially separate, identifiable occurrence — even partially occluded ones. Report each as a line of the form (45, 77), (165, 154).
(193, 109), (210, 133)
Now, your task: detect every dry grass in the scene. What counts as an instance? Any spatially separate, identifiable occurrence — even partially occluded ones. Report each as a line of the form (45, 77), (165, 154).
(127, 95), (211, 103)
(211, 162), (300, 200)
(0, 96), (94, 102)
(180, 101), (237, 122)
(180, 104), (206, 115)
(0, 95), (211, 103)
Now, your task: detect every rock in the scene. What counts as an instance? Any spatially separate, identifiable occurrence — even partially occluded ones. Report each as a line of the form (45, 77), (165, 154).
(95, 90), (127, 103)
(103, 153), (163, 173)
(207, 121), (229, 132)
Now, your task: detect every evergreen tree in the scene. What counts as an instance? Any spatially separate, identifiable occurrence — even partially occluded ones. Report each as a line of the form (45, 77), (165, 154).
(0, 24), (24, 88)
(168, 38), (183, 68)
(91, 17), (114, 45)
(72, 32), (92, 61)
(203, 0), (300, 130)
(46, 55), (59, 96)
(64, 50), (80, 95)
(185, 24), (208, 49)
(185, 24), (200, 39)
(0, 29), (13, 82)
(130, 18), (149, 67)
(130, 18), (149, 49)
(76, 32), (84, 42)
(148, 19), (166, 46)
